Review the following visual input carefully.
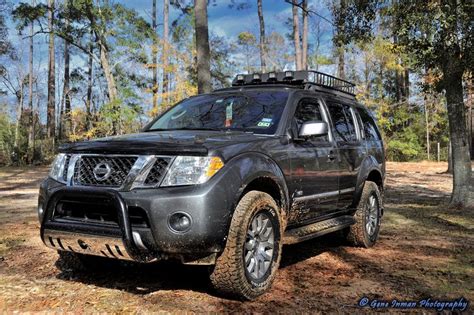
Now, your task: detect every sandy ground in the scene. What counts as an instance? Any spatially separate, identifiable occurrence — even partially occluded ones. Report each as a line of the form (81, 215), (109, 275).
(0, 162), (472, 313)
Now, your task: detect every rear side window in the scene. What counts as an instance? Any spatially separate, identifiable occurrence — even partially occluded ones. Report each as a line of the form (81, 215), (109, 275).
(357, 107), (382, 141)
(327, 103), (357, 142)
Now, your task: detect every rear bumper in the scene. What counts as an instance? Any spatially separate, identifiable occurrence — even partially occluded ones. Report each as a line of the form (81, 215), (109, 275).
(39, 171), (240, 263)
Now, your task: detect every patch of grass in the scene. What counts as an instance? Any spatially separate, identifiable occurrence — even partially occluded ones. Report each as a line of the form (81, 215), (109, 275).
(434, 213), (474, 230)
(0, 237), (25, 257)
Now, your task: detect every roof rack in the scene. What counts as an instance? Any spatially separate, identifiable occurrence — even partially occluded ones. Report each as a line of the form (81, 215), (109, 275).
(231, 70), (355, 95)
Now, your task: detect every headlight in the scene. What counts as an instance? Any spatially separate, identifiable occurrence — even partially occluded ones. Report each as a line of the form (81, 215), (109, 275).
(161, 156), (224, 186)
(49, 153), (67, 183)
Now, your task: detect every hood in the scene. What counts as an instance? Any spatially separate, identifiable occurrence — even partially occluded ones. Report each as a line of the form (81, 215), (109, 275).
(60, 130), (272, 156)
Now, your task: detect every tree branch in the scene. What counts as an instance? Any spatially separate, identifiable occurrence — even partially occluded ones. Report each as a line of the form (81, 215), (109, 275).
(284, 0), (333, 25)
(22, 29), (101, 64)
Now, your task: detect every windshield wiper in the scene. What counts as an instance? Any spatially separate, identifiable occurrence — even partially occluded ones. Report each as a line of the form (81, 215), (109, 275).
(147, 127), (222, 132)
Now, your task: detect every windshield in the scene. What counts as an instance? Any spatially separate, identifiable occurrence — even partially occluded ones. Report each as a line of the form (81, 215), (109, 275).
(146, 91), (289, 135)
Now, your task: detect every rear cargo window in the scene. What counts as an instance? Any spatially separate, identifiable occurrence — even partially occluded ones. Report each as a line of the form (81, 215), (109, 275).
(357, 107), (382, 141)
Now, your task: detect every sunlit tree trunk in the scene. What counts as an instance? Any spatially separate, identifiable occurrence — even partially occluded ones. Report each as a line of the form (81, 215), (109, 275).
(301, 0), (308, 70)
(335, 0), (346, 79)
(163, 0), (169, 104)
(152, 0), (158, 112)
(47, 0), (55, 142)
(291, 0), (302, 70)
(194, 0), (211, 93)
(257, 0), (266, 72)
(27, 0), (34, 163)
(14, 80), (24, 152)
(85, 30), (93, 132)
(62, 11), (71, 139)
(425, 97), (430, 160)
(443, 60), (472, 207)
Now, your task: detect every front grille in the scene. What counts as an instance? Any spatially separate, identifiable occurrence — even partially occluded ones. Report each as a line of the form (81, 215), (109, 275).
(73, 156), (137, 187)
(144, 158), (171, 186)
(53, 199), (149, 228)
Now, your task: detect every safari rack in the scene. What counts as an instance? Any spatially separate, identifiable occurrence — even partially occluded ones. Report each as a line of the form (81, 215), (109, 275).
(231, 70), (355, 95)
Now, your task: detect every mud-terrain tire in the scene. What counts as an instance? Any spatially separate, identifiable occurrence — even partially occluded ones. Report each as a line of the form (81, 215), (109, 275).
(56, 251), (110, 272)
(210, 191), (283, 300)
(345, 181), (382, 248)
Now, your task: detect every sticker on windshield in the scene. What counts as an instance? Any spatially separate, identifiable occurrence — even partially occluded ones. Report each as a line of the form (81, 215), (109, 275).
(257, 121), (271, 127)
(225, 103), (233, 127)
(256, 117), (272, 127)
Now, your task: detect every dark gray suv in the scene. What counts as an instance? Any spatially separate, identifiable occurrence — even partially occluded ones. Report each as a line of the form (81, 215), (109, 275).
(38, 70), (385, 300)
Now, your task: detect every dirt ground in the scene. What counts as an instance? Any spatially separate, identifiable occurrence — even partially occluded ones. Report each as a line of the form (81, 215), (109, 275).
(0, 162), (472, 313)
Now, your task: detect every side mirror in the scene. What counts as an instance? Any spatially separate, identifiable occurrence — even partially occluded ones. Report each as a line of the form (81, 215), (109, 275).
(298, 121), (328, 137)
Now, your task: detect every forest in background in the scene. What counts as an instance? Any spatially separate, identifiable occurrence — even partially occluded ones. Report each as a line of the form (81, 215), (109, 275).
(0, 0), (472, 206)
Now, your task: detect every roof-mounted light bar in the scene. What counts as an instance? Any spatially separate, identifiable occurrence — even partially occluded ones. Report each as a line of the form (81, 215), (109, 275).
(231, 70), (355, 95)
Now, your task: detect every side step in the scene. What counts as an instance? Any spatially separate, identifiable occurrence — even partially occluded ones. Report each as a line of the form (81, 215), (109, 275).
(283, 215), (355, 245)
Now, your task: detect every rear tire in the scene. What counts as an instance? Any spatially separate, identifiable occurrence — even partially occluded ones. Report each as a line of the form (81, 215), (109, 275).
(345, 181), (382, 248)
(210, 191), (283, 300)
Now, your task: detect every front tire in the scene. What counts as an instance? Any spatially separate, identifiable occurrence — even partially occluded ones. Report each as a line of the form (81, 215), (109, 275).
(210, 191), (283, 300)
(346, 181), (382, 248)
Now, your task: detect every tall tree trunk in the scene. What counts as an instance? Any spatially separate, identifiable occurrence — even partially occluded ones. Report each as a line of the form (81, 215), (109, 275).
(14, 81), (24, 152)
(27, 3), (34, 163)
(98, 41), (120, 133)
(85, 30), (93, 131)
(425, 98), (430, 160)
(335, 0), (346, 79)
(63, 33), (71, 138)
(403, 68), (410, 100)
(152, 0), (158, 112)
(301, 0), (308, 70)
(98, 41), (117, 101)
(291, 0), (302, 70)
(163, 0), (169, 104)
(444, 64), (472, 207)
(194, 0), (211, 94)
(47, 0), (55, 142)
(257, 0), (266, 72)
(467, 74), (473, 157)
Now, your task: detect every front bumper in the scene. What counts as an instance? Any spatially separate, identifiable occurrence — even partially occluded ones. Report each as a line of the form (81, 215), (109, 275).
(39, 168), (241, 263)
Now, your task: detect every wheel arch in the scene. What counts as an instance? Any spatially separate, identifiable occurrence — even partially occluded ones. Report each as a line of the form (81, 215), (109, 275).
(353, 156), (385, 212)
(224, 152), (290, 228)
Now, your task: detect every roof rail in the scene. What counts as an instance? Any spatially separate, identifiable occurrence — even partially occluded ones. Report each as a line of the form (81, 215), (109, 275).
(232, 70), (355, 95)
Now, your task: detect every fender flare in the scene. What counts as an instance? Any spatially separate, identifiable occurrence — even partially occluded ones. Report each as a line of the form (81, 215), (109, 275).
(223, 152), (290, 218)
(352, 155), (384, 208)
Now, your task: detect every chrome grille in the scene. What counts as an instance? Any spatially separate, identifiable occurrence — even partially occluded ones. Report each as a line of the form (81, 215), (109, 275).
(73, 156), (137, 187)
(144, 158), (171, 186)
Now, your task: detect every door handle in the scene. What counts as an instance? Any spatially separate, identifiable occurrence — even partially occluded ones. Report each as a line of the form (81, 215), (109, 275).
(328, 150), (336, 162)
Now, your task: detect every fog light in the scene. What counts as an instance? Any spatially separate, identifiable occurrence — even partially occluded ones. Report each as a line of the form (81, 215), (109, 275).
(169, 212), (192, 233)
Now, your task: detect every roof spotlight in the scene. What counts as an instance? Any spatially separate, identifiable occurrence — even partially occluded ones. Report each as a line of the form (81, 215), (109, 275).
(268, 72), (277, 81)
(236, 74), (245, 82)
(284, 71), (294, 80)
(252, 73), (261, 82)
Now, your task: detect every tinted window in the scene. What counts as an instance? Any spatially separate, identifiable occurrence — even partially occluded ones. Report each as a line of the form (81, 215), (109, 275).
(327, 103), (357, 142)
(357, 107), (381, 141)
(147, 91), (289, 134)
(294, 99), (328, 142)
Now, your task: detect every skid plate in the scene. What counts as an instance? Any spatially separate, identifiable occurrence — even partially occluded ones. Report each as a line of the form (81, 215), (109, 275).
(43, 229), (133, 260)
